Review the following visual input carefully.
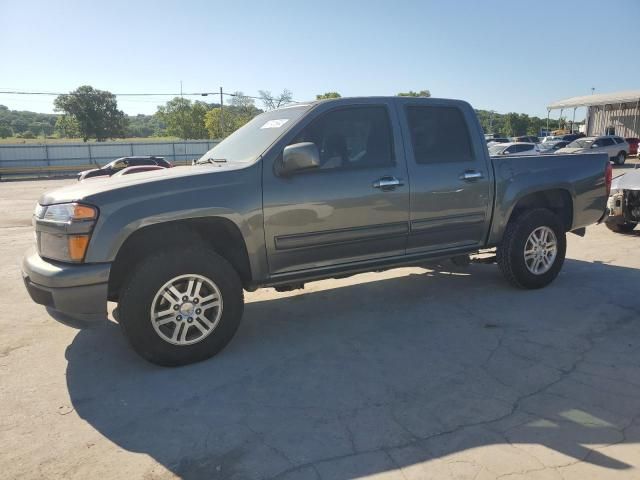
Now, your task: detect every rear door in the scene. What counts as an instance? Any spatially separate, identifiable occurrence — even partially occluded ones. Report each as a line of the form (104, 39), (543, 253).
(398, 99), (493, 254)
(262, 100), (410, 275)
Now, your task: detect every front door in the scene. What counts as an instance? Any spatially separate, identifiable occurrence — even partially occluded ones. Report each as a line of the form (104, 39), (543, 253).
(262, 101), (410, 275)
(398, 99), (493, 253)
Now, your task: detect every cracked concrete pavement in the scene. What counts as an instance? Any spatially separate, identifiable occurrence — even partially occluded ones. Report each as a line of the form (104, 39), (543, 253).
(1, 173), (639, 480)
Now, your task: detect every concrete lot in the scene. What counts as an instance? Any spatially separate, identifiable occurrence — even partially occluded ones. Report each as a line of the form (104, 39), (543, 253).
(1, 165), (639, 480)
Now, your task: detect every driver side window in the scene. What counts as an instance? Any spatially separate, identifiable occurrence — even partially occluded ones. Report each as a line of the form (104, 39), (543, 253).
(290, 106), (394, 171)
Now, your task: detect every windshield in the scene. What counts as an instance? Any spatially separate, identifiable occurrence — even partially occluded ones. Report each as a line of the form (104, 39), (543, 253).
(567, 138), (594, 149)
(488, 144), (504, 155)
(197, 105), (310, 164)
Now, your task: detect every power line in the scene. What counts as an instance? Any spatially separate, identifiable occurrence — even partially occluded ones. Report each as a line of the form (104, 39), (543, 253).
(0, 89), (296, 103)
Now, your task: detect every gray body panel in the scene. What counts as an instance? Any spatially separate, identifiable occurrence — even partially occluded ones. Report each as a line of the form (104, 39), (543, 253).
(22, 96), (609, 320)
(261, 98), (410, 274)
(487, 152), (609, 246)
(396, 98), (495, 254)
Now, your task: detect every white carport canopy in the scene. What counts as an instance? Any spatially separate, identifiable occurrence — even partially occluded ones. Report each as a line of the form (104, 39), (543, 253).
(547, 90), (640, 110)
(545, 90), (640, 136)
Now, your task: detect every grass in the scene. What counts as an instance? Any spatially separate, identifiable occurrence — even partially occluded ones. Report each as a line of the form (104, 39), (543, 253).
(0, 136), (201, 145)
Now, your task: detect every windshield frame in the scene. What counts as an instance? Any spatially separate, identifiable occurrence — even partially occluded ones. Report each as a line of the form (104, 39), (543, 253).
(196, 105), (312, 165)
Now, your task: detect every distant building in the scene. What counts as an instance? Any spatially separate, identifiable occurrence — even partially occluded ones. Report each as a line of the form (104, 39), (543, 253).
(547, 90), (640, 137)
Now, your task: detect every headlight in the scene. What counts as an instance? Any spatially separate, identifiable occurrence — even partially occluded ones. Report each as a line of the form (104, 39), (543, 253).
(41, 203), (98, 224)
(35, 202), (99, 262)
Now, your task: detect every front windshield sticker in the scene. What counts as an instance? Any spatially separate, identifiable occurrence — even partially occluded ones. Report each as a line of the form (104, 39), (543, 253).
(260, 119), (289, 129)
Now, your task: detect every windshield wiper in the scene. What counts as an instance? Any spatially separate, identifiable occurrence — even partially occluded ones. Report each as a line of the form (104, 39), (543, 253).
(196, 157), (227, 165)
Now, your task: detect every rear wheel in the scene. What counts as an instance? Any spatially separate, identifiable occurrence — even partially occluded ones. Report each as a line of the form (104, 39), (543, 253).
(118, 247), (244, 366)
(614, 151), (626, 165)
(605, 221), (637, 233)
(497, 209), (566, 289)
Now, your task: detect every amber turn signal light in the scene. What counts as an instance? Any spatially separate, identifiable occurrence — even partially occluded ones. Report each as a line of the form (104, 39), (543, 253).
(73, 204), (98, 220)
(68, 235), (90, 261)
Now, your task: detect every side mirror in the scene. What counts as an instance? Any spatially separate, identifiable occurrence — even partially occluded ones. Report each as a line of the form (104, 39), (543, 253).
(280, 142), (320, 175)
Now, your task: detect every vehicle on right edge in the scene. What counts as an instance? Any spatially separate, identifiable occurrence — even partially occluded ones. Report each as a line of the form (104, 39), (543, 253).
(555, 135), (629, 165)
(626, 137), (639, 156)
(605, 168), (640, 233)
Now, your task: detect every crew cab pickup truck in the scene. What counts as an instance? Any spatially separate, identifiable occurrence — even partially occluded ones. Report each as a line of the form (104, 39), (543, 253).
(22, 97), (611, 366)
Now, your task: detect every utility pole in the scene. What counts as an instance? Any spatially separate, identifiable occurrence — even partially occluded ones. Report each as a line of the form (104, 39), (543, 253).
(219, 87), (224, 138)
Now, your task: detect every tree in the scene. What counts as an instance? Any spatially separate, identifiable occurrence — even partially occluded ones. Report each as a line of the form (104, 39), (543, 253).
(229, 92), (255, 114)
(316, 92), (341, 100)
(54, 85), (127, 141)
(204, 107), (257, 139)
(397, 90), (431, 97)
(55, 115), (80, 138)
(0, 125), (12, 138)
(503, 113), (530, 136)
(259, 89), (293, 110)
(155, 97), (210, 139)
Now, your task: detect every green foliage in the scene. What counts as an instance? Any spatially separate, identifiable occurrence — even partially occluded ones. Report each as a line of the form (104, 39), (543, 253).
(475, 109), (564, 137)
(397, 90), (431, 97)
(0, 104), (56, 136)
(316, 92), (341, 100)
(155, 97), (211, 139)
(55, 115), (80, 138)
(204, 94), (262, 139)
(126, 114), (166, 137)
(19, 130), (36, 139)
(0, 125), (13, 138)
(53, 86), (127, 141)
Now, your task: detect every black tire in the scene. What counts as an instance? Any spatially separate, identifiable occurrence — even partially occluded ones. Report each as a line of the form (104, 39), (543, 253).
(614, 151), (626, 165)
(118, 247), (244, 366)
(605, 221), (637, 233)
(497, 209), (567, 289)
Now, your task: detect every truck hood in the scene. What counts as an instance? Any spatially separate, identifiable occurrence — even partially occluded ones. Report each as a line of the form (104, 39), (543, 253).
(39, 164), (248, 205)
(611, 169), (640, 191)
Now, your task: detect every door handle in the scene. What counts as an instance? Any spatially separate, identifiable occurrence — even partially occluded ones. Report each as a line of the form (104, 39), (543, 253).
(373, 176), (403, 190)
(459, 170), (484, 181)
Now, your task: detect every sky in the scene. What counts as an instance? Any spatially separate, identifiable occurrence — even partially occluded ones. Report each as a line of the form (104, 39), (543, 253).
(2, 0), (639, 121)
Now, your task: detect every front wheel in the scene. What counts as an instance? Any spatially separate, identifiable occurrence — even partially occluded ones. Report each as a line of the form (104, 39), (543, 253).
(118, 247), (244, 366)
(497, 209), (566, 289)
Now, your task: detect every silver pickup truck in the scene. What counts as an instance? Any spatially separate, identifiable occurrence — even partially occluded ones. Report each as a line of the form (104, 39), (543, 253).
(22, 97), (611, 365)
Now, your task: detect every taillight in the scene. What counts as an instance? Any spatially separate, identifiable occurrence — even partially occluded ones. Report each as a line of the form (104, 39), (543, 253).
(605, 162), (612, 196)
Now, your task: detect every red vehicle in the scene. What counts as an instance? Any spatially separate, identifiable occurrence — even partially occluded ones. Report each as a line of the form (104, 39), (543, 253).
(626, 138), (639, 156)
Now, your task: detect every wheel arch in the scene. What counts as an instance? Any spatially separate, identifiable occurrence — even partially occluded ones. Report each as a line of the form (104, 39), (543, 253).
(108, 217), (253, 301)
(506, 188), (574, 232)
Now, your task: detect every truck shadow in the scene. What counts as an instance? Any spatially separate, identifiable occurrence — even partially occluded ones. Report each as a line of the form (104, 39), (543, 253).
(64, 259), (640, 479)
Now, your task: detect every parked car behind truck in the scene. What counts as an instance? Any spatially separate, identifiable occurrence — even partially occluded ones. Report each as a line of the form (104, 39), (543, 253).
(22, 97), (611, 366)
(556, 136), (629, 164)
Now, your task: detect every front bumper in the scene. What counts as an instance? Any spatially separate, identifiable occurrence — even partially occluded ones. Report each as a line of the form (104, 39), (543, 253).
(22, 248), (111, 323)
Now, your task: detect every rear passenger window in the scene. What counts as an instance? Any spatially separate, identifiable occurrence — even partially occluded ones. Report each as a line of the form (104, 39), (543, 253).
(406, 106), (474, 164)
(613, 137), (624, 144)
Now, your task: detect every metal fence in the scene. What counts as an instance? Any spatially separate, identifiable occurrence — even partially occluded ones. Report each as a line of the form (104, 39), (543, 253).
(0, 140), (219, 178)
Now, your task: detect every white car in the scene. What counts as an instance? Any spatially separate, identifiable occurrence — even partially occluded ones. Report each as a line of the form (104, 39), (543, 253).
(488, 142), (540, 156)
(555, 135), (629, 164)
